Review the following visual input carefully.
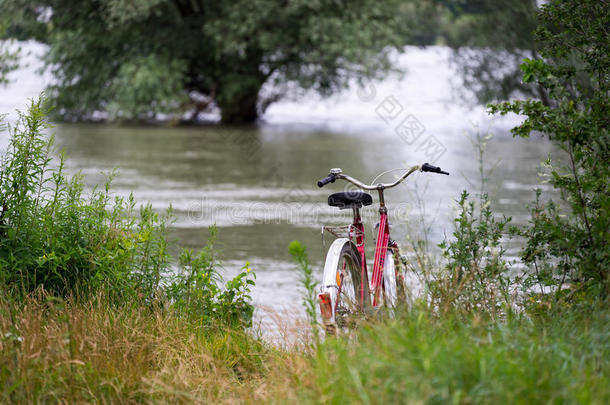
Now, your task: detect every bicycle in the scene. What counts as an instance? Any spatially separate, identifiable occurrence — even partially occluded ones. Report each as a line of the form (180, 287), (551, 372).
(316, 163), (449, 333)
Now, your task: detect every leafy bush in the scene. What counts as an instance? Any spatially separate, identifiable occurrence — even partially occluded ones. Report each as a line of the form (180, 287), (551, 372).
(0, 98), (171, 300)
(436, 191), (512, 317)
(402, 132), (515, 317)
(0, 98), (256, 331)
(167, 226), (255, 329)
(489, 0), (609, 299)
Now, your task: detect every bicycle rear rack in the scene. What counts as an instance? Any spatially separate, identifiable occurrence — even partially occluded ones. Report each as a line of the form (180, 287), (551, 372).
(322, 224), (364, 240)
(321, 224), (365, 258)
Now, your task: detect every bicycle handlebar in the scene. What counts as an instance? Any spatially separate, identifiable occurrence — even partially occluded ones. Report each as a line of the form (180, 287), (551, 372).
(317, 163), (449, 190)
(421, 162), (449, 175)
(317, 174), (336, 187)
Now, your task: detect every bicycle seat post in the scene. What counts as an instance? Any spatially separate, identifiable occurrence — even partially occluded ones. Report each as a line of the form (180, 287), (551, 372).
(352, 206), (361, 222)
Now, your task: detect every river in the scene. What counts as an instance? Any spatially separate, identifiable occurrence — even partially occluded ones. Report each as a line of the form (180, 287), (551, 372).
(0, 41), (557, 327)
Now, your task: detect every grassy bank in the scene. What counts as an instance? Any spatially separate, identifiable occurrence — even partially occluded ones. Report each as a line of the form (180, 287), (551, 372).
(1, 294), (607, 403)
(0, 98), (264, 403)
(306, 307), (609, 404)
(0, 292), (274, 403)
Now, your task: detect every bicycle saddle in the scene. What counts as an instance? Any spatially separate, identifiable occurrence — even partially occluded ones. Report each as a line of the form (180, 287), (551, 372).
(328, 191), (373, 209)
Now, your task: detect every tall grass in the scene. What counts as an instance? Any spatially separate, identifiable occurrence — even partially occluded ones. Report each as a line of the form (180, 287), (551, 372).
(0, 291), (273, 403)
(301, 306), (609, 404)
(1, 292), (607, 404)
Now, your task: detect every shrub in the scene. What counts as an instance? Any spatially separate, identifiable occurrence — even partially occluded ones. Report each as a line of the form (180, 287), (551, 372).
(167, 226), (255, 329)
(405, 132), (514, 317)
(436, 191), (513, 317)
(489, 0), (610, 299)
(0, 98), (171, 300)
(0, 98), (256, 330)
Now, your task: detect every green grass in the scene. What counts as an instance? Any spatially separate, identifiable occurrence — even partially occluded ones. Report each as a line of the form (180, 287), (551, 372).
(302, 306), (609, 404)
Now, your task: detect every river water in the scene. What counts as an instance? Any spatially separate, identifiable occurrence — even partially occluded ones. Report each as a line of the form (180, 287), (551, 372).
(1, 42), (557, 324)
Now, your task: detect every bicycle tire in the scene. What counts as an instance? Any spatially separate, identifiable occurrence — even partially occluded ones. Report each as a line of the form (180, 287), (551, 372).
(320, 238), (370, 331)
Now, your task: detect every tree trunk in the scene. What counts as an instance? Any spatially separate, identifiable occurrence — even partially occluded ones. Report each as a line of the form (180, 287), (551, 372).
(217, 75), (263, 124)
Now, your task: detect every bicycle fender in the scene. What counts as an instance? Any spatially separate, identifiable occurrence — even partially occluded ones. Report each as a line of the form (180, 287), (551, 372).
(321, 238), (351, 323)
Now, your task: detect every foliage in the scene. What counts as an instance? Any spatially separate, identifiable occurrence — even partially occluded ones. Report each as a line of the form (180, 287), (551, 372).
(403, 130), (513, 317)
(0, 98), (171, 299)
(168, 227), (256, 329)
(439, 0), (543, 105)
(0, 97), (258, 332)
(288, 240), (318, 334)
(3, 0), (413, 123)
(107, 54), (189, 121)
(489, 0), (610, 298)
(436, 191), (512, 316)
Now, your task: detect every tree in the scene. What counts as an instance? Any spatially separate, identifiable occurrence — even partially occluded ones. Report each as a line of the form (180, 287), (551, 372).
(3, 0), (410, 123)
(439, 0), (543, 105)
(490, 0), (609, 298)
(0, 18), (19, 86)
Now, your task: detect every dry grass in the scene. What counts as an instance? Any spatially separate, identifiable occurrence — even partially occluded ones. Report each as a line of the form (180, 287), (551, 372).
(253, 305), (316, 350)
(0, 291), (308, 404)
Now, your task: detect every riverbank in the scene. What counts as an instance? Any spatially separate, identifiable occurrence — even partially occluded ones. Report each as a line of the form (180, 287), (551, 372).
(1, 99), (607, 404)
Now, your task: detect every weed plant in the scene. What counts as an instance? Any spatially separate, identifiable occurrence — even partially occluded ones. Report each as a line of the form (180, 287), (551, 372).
(288, 240), (318, 335)
(0, 98), (171, 301)
(168, 226), (256, 329)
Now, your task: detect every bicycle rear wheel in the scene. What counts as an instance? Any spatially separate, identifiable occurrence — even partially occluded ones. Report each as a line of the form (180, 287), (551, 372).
(320, 238), (370, 333)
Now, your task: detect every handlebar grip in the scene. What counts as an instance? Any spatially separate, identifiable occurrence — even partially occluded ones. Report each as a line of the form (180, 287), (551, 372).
(317, 174), (336, 187)
(422, 163), (449, 175)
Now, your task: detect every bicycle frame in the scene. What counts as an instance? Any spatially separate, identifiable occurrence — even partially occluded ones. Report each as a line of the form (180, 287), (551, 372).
(335, 165), (421, 308)
(346, 192), (398, 307)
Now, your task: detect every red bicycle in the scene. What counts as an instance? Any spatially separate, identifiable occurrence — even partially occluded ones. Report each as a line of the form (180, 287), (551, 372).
(316, 163), (449, 333)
